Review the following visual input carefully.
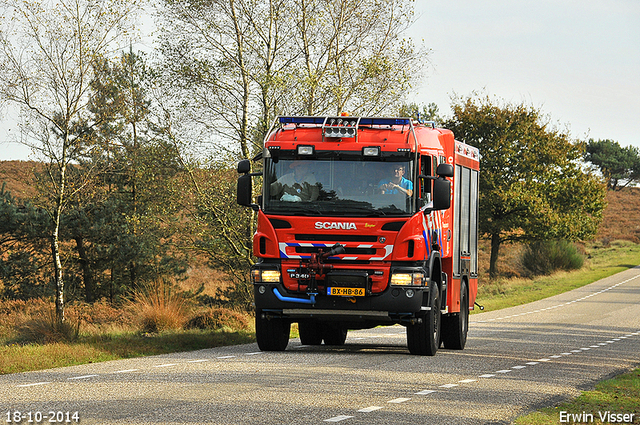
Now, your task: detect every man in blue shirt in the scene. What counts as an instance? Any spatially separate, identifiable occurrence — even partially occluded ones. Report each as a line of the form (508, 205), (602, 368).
(378, 164), (413, 196)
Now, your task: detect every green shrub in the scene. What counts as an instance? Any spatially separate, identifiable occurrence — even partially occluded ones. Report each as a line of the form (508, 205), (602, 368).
(520, 240), (585, 277)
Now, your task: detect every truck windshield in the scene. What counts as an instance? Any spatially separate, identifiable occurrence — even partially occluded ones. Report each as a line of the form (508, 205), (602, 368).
(263, 158), (415, 216)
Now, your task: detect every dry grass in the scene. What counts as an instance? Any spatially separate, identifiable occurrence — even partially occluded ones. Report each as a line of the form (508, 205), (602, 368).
(180, 263), (231, 298)
(126, 280), (193, 333)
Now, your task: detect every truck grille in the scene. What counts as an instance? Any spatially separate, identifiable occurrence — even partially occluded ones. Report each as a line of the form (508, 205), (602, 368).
(295, 234), (378, 243)
(294, 246), (376, 255)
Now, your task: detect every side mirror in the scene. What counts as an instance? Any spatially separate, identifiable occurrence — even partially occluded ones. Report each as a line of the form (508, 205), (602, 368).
(436, 163), (454, 178)
(432, 178), (451, 211)
(237, 159), (251, 174)
(237, 174), (253, 207)
(236, 160), (260, 211)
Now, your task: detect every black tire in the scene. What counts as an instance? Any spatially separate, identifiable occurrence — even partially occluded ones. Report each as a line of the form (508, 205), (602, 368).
(441, 282), (469, 350)
(255, 311), (290, 351)
(298, 320), (323, 345)
(407, 283), (441, 356)
(322, 323), (348, 346)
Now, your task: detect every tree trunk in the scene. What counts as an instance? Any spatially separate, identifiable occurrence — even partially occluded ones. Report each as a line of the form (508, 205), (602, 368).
(75, 236), (95, 303)
(489, 232), (501, 279)
(52, 217), (65, 326)
(52, 134), (70, 326)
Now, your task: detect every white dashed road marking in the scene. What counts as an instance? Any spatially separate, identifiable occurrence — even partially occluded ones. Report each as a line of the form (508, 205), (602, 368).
(17, 382), (50, 387)
(324, 415), (354, 422)
(415, 390), (437, 395)
(113, 369), (138, 373)
(68, 375), (98, 380)
(358, 406), (383, 413)
(387, 398), (411, 403)
(439, 383), (459, 388)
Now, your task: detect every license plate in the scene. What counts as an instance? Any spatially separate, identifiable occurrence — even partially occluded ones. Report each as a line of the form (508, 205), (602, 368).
(328, 287), (365, 297)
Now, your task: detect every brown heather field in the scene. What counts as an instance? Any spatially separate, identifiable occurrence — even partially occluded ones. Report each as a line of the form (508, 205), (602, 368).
(0, 160), (39, 198)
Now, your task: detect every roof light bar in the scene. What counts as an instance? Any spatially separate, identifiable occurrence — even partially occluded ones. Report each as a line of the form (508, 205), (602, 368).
(279, 116), (325, 124)
(278, 116), (411, 127)
(358, 118), (411, 126)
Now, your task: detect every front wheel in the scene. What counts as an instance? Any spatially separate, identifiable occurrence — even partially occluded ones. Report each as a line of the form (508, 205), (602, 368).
(256, 311), (290, 351)
(407, 283), (441, 356)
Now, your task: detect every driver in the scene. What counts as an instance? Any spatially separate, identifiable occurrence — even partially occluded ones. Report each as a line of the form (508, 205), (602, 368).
(271, 161), (320, 202)
(378, 164), (413, 196)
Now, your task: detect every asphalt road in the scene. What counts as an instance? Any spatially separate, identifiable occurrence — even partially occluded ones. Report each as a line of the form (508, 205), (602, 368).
(2, 266), (640, 425)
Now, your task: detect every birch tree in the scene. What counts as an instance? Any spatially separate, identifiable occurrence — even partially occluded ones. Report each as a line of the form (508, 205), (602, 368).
(158, 0), (424, 159)
(0, 0), (141, 325)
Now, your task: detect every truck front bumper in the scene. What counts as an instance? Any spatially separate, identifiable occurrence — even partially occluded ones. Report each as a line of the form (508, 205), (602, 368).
(253, 283), (430, 324)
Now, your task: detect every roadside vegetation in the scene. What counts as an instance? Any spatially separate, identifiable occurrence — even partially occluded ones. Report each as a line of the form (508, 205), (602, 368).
(1, 234), (639, 375)
(0, 290), (254, 375)
(516, 368), (640, 425)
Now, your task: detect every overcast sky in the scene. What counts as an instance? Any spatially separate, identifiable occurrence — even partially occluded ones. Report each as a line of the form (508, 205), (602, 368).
(1, 0), (638, 160)
(408, 0), (639, 148)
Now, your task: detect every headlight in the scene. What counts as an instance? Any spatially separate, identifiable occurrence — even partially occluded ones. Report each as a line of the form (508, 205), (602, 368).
(390, 272), (425, 286)
(252, 269), (281, 283)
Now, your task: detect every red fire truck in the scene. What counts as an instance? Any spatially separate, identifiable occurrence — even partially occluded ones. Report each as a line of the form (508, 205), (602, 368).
(237, 116), (479, 355)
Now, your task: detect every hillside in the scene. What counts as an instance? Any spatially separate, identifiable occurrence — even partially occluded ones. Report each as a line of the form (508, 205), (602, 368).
(0, 160), (38, 198)
(596, 186), (640, 243)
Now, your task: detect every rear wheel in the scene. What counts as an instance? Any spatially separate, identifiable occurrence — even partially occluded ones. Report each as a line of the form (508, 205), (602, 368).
(256, 310), (290, 351)
(441, 282), (469, 350)
(298, 320), (323, 345)
(322, 323), (348, 346)
(407, 283), (441, 356)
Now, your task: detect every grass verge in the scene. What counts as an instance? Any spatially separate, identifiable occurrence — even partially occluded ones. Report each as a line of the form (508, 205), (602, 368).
(0, 329), (254, 375)
(515, 368), (640, 424)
